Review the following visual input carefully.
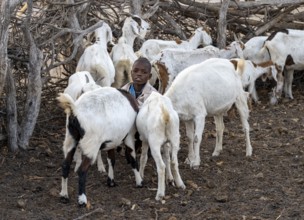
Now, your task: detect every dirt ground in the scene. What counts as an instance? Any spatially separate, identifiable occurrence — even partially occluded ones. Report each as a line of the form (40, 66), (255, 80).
(1, 81), (304, 220)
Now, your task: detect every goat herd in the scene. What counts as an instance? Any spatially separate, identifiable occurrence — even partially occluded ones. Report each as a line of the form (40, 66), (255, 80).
(56, 15), (304, 206)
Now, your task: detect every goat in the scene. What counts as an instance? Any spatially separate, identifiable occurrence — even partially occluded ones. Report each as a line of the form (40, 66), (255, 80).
(137, 27), (213, 62)
(63, 71), (97, 100)
(76, 21), (115, 87)
(243, 36), (269, 63)
(230, 59), (279, 102)
(258, 29), (304, 104)
(57, 87), (143, 206)
(136, 91), (185, 201)
(154, 41), (244, 94)
(63, 71), (107, 173)
(139, 27), (212, 87)
(164, 58), (252, 169)
(111, 15), (150, 88)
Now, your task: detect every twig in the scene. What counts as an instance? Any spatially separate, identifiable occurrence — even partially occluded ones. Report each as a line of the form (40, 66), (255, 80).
(275, 208), (285, 220)
(73, 207), (104, 220)
(154, 208), (159, 220)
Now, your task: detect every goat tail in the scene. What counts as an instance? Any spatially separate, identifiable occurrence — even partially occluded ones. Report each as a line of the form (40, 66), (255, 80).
(161, 103), (170, 126)
(93, 65), (108, 86)
(57, 93), (76, 115)
(236, 58), (245, 77)
(114, 60), (133, 87)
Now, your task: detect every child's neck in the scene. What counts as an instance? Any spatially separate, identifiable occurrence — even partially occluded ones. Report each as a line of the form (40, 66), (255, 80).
(133, 84), (145, 92)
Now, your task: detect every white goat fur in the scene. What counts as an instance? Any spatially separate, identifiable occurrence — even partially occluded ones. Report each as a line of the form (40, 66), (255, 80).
(230, 58), (279, 102)
(111, 15), (150, 88)
(58, 87), (142, 205)
(164, 58), (252, 168)
(259, 29), (304, 104)
(136, 91), (185, 200)
(76, 22), (115, 87)
(137, 27), (213, 62)
(154, 41), (244, 94)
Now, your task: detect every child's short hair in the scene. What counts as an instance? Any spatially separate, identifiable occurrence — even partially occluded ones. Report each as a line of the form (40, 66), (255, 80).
(134, 57), (151, 72)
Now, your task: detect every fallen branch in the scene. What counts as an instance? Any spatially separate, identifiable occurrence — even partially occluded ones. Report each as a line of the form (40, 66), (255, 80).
(73, 207), (104, 220)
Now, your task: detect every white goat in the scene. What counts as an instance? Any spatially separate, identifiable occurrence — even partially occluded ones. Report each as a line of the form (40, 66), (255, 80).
(164, 58), (252, 169)
(64, 71), (97, 100)
(57, 87), (143, 206)
(111, 15), (150, 88)
(258, 29), (304, 104)
(154, 41), (244, 94)
(243, 36), (269, 63)
(230, 59), (279, 102)
(136, 91), (185, 201)
(76, 21), (115, 87)
(137, 27), (213, 62)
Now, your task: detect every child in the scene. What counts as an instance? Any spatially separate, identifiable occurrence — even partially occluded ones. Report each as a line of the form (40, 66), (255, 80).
(121, 57), (157, 107)
(121, 57), (158, 156)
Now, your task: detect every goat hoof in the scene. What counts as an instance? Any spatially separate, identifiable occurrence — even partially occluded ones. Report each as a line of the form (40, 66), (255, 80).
(107, 177), (117, 187)
(78, 203), (86, 208)
(190, 164), (200, 170)
(60, 196), (70, 204)
(136, 181), (144, 188)
(180, 184), (186, 190)
(155, 194), (164, 201)
(212, 152), (220, 157)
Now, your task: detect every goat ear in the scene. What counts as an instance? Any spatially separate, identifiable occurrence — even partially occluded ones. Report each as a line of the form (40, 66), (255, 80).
(87, 32), (95, 43)
(131, 20), (140, 36)
(132, 15), (142, 27)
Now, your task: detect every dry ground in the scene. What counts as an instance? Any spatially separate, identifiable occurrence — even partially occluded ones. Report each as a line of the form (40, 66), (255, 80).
(0, 81), (304, 220)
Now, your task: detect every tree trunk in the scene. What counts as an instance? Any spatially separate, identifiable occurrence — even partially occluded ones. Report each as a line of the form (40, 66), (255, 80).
(18, 1), (43, 149)
(130, 0), (143, 16)
(217, 0), (230, 49)
(0, 0), (10, 95)
(5, 62), (18, 151)
(0, 0), (23, 149)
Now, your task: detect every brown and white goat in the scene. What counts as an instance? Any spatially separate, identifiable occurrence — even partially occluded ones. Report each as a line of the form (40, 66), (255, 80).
(258, 29), (304, 104)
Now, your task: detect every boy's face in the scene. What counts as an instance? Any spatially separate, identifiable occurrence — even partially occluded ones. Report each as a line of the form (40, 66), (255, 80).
(131, 61), (151, 86)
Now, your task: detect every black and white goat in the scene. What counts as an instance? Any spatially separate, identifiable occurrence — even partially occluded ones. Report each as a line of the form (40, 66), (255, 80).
(63, 71), (107, 173)
(57, 87), (142, 206)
